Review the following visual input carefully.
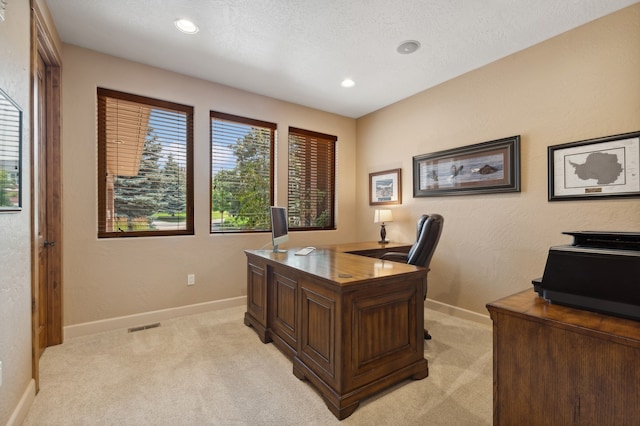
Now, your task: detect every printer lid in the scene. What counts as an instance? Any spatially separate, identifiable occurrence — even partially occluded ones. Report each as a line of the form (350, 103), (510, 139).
(563, 231), (640, 251)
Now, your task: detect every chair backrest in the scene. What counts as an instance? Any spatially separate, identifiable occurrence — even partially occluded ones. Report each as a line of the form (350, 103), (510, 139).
(406, 214), (444, 268)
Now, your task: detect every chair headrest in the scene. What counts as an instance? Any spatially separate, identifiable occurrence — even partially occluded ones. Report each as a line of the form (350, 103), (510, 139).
(407, 214), (444, 268)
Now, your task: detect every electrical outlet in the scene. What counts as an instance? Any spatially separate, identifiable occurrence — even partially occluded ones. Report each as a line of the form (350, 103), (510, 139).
(187, 274), (195, 286)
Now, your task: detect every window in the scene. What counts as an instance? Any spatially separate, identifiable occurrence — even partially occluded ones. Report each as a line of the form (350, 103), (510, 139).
(288, 127), (336, 230)
(97, 88), (193, 237)
(0, 89), (22, 210)
(210, 111), (275, 233)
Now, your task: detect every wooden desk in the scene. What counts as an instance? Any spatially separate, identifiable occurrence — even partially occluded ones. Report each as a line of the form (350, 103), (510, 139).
(320, 241), (412, 259)
(244, 242), (426, 419)
(487, 290), (640, 425)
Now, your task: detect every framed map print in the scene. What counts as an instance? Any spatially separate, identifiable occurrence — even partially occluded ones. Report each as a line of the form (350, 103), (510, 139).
(548, 131), (640, 201)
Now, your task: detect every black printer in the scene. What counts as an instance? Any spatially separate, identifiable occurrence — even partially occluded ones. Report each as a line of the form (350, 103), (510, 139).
(533, 231), (640, 321)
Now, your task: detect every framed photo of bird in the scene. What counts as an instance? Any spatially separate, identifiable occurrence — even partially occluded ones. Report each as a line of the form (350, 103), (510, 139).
(413, 135), (520, 197)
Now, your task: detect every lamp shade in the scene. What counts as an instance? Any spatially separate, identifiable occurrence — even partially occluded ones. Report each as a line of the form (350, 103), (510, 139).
(374, 209), (393, 223)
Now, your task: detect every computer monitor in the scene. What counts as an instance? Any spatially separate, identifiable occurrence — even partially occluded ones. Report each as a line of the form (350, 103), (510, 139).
(270, 206), (289, 253)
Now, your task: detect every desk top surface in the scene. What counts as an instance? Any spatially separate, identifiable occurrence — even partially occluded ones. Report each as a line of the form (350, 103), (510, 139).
(245, 241), (425, 286)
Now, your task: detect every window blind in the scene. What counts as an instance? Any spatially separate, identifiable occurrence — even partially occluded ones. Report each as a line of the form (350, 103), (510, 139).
(287, 127), (336, 230)
(97, 88), (193, 237)
(0, 90), (22, 209)
(210, 111), (275, 233)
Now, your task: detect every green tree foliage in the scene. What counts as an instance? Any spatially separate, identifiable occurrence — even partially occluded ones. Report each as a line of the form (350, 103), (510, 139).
(114, 130), (164, 229)
(0, 170), (11, 206)
(212, 169), (235, 225)
(160, 153), (186, 216)
(212, 129), (271, 230)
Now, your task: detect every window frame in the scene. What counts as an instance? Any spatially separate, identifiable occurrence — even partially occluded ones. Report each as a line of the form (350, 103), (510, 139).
(210, 110), (276, 234)
(97, 88), (194, 238)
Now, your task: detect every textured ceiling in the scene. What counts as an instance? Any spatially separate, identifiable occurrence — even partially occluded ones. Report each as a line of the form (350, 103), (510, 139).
(45, 0), (638, 118)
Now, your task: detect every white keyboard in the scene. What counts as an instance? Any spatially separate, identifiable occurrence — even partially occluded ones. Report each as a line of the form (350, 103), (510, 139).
(295, 247), (316, 256)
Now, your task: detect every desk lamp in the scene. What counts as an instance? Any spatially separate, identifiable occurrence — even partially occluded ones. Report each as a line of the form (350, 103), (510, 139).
(374, 209), (393, 243)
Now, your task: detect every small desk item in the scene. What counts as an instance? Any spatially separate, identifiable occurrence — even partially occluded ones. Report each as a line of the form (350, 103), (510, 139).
(487, 290), (640, 426)
(294, 246), (315, 256)
(244, 242), (425, 419)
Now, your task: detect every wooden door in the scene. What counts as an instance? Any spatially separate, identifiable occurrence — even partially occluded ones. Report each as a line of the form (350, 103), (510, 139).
(31, 2), (63, 392)
(34, 44), (63, 346)
(35, 52), (48, 356)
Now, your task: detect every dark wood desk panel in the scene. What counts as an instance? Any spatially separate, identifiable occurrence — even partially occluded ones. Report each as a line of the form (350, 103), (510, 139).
(323, 241), (412, 259)
(487, 290), (640, 426)
(244, 242), (427, 419)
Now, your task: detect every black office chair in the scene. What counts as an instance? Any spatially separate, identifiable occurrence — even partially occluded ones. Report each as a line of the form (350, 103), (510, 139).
(381, 213), (444, 340)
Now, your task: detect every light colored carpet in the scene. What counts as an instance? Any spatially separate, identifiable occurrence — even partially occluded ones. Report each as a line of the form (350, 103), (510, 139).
(23, 305), (493, 425)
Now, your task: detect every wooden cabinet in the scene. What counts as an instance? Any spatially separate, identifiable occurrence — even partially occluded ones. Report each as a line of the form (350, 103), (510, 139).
(487, 290), (640, 426)
(244, 245), (427, 419)
(244, 260), (269, 343)
(270, 271), (298, 357)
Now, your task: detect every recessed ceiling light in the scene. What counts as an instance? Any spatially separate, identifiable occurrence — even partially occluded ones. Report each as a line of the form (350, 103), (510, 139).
(174, 19), (199, 34)
(397, 40), (421, 54)
(341, 79), (355, 88)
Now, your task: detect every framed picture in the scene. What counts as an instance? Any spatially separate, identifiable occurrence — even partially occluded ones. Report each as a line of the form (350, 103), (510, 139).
(413, 135), (520, 197)
(548, 131), (640, 201)
(369, 168), (402, 205)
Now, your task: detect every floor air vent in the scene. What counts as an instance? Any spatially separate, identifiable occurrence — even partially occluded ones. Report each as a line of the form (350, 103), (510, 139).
(128, 323), (161, 333)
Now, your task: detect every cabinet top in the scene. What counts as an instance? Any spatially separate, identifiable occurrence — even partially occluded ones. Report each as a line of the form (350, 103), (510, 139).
(487, 289), (640, 347)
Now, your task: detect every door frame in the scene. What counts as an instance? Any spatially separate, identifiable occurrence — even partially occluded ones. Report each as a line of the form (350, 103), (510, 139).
(30, 0), (62, 392)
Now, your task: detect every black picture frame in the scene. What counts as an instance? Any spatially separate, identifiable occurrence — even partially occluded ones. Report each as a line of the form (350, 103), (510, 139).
(548, 130), (640, 201)
(413, 136), (520, 197)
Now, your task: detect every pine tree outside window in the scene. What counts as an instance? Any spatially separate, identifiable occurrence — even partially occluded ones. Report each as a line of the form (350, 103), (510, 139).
(287, 127), (336, 230)
(97, 88), (194, 237)
(210, 111), (275, 233)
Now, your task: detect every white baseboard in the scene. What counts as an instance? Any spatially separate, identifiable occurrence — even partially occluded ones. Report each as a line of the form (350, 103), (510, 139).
(425, 298), (492, 327)
(63, 296), (489, 340)
(64, 296), (247, 340)
(7, 379), (35, 426)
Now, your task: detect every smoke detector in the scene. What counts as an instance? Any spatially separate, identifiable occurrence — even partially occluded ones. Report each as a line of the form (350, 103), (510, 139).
(397, 40), (421, 54)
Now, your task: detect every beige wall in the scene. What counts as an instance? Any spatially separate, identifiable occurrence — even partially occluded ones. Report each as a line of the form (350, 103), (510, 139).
(61, 45), (358, 326)
(356, 4), (640, 315)
(0, 0), (32, 423)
